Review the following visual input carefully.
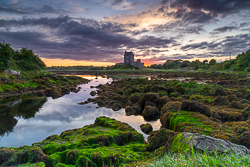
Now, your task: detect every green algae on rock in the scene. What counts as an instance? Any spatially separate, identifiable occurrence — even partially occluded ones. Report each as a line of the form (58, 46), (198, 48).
(0, 116), (148, 167)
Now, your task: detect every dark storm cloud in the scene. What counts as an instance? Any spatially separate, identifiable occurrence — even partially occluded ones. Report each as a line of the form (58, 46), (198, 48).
(0, 2), (61, 14)
(111, 0), (124, 6)
(211, 26), (239, 34)
(180, 33), (250, 57)
(168, 0), (250, 15)
(0, 16), (176, 62)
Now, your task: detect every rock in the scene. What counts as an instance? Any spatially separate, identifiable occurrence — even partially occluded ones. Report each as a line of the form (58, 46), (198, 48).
(106, 101), (116, 108)
(158, 95), (169, 109)
(148, 128), (177, 150)
(170, 92), (181, 97)
(111, 103), (122, 111)
(213, 95), (229, 105)
(132, 104), (143, 115)
(116, 90), (123, 96)
(150, 86), (160, 92)
(36, 91), (45, 97)
(242, 106), (250, 118)
(228, 101), (242, 109)
(145, 93), (160, 103)
(128, 93), (140, 103)
(90, 91), (97, 96)
(181, 95), (190, 99)
(78, 101), (89, 105)
(142, 106), (160, 119)
(239, 99), (250, 104)
(97, 100), (106, 107)
(140, 123), (153, 134)
(125, 106), (137, 116)
(236, 92), (244, 98)
(50, 88), (62, 99)
(4, 148), (48, 166)
(144, 101), (157, 107)
(144, 86), (152, 93)
(227, 95), (237, 102)
(245, 94), (250, 101)
(217, 81), (228, 86)
(181, 132), (250, 154)
(161, 101), (181, 115)
(0, 148), (14, 165)
(214, 89), (227, 96)
(181, 100), (211, 117)
(240, 131), (250, 149)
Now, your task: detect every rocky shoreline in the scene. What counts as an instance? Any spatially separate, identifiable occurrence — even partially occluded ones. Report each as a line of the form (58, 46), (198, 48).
(0, 75), (90, 99)
(1, 75), (250, 166)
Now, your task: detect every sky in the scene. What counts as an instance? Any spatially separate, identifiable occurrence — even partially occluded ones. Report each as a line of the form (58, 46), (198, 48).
(0, 0), (250, 66)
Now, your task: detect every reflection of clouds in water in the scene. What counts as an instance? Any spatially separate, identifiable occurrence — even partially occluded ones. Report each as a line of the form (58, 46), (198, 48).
(1, 76), (161, 147)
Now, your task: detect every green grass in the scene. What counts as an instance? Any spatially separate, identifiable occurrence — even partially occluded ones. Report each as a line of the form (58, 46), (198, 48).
(148, 151), (250, 167)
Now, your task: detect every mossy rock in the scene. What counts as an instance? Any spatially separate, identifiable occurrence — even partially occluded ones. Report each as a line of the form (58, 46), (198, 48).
(140, 123), (153, 134)
(213, 95), (229, 105)
(164, 110), (239, 144)
(2, 117), (147, 166)
(148, 128), (177, 151)
(160, 101), (181, 115)
(181, 100), (211, 117)
(142, 106), (160, 120)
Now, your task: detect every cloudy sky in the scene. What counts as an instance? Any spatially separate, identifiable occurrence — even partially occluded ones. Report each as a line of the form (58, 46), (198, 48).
(1, 0), (250, 66)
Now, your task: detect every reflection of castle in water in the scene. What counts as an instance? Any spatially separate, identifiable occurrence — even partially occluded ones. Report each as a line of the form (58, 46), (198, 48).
(116, 51), (144, 68)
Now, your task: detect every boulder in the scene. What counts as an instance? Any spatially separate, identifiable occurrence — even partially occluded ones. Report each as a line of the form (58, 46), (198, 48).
(97, 100), (106, 107)
(148, 128), (177, 150)
(140, 123), (153, 134)
(106, 101), (116, 108)
(111, 103), (122, 111)
(142, 106), (160, 119)
(0, 148), (14, 165)
(213, 95), (229, 105)
(128, 93), (140, 103)
(228, 101), (242, 109)
(181, 100), (211, 117)
(227, 95), (237, 102)
(90, 91), (97, 96)
(236, 92), (244, 98)
(214, 89), (227, 96)
(125, 106), (137, 116)
(160, 101), (181, 115)
(240, 131), (250, 149)
(145, 93), (160, 103)
(158, 95), (169, 109)
(181, 132), (250, 154)
(36, 91), (45, 97)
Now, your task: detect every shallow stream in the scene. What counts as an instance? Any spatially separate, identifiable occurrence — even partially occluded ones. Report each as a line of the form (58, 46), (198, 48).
(0, 75), (161, 147)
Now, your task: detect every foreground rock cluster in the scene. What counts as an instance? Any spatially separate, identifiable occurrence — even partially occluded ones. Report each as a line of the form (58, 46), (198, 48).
(1, 117), (249, 167)
(80, 78), (250, 149)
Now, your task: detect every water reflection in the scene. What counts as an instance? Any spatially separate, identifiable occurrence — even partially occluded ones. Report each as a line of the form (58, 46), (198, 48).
(0, 96), (47, 136)
(0, 75), (161, 147)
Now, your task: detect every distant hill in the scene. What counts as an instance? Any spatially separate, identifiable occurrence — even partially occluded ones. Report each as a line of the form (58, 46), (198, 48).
(0, 41), (46, 71)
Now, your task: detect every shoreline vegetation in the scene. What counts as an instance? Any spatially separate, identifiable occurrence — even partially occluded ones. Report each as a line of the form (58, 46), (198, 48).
(1, 41), (250, 166)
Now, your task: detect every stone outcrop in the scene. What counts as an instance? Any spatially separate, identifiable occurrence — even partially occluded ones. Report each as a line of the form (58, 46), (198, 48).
(181, 132), (250, 154)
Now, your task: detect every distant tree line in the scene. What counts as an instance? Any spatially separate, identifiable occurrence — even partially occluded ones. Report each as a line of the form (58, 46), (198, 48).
(150, 49), (250, 72)
(47, 66), (105, 71)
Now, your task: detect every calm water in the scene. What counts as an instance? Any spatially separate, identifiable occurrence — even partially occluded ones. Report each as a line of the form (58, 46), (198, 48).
(0, 75), (161, 147)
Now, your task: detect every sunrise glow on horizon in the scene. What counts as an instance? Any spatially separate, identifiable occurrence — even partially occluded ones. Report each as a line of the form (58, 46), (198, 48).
(1, 0), (249, 66)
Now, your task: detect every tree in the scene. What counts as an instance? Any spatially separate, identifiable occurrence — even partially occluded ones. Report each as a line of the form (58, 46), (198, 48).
(209, 59), (216, 65)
